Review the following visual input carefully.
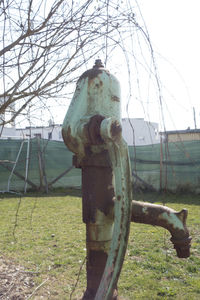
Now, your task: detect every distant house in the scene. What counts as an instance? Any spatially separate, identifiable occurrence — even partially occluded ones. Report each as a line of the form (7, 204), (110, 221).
(16, 124), (63, 141)
(161, 129), (200, 143)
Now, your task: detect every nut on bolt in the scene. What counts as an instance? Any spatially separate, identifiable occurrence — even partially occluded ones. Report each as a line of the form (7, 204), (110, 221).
(87, 115), (105, 145)
(93, 59), (104, 68)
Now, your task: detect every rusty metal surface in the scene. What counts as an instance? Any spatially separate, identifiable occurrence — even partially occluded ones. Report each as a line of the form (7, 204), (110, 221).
(170, 236), (192, 258)
(82, 162), (114, 224)
(131, 200), (191, 258)
(110, 121), (122, 139)
(83, 250), (108, 299)
(79, 148), (115, 299)
(73, 151), (112, 169)
(79, 59), (108, 82)
(78, 116), (132, 300)
(79, 68), (105, 81)
(62, 126), (78, 154)
(95, 118), (132, 300)
(86, 115), (105, 145)
(62, 62), (121, 160)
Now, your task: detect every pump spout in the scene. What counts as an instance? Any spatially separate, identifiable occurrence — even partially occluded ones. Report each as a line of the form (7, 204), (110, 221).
(131, 200), (192, 258)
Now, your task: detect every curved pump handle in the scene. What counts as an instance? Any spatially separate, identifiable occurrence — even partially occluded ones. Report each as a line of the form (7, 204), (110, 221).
(94, 118), (132, 300)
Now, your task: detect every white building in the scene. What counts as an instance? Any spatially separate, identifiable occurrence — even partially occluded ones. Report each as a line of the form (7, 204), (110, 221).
(122, 118), (159, 146)
(0, 126), (17, 139)
(16, 124), (62, 141)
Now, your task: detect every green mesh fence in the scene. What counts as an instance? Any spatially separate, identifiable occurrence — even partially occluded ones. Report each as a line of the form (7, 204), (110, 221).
(0, 138), (199, 193)
(129, 140), (200, 192)
(0, 138), (81, 192)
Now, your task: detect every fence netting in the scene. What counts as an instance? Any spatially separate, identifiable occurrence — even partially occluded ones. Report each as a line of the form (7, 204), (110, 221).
(0, 138), (199, 193)
(129, 140), (200, 192)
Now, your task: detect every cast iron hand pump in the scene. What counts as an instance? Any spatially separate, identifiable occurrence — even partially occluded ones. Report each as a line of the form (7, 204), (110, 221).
(62, 60), (191, 300)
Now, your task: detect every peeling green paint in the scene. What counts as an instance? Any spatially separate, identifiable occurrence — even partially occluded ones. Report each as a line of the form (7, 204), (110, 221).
(160, 212), (184, 230)
(142, 206), (148, 214)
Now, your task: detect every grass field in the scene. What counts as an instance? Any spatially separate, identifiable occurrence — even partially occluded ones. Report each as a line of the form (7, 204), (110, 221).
(0, 191), (200, 299)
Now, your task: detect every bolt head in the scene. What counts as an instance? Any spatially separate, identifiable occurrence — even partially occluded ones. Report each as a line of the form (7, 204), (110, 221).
(93, 59), (104, 68)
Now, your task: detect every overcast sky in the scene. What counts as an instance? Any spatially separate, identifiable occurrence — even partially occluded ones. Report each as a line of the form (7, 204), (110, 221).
(135, 0), (200, 130)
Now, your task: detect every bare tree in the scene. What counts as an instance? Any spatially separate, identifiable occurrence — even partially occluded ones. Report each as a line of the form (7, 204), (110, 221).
(0, 0), (139, 126)
(1, 0), (164, 133)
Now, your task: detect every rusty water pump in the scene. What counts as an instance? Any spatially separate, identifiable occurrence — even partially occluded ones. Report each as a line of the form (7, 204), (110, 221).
(62, 60), (191, 300)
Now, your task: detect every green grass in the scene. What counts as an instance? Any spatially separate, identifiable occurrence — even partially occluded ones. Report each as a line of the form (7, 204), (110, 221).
(0, 192), (200, 299)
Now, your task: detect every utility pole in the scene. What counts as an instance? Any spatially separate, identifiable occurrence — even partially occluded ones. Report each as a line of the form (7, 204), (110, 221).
(193, 107), (197, 129)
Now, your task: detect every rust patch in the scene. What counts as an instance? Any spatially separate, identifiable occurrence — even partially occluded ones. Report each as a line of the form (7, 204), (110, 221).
(94, 80), (103, 88)
(111, 95), (120, 102)
(84, 250), (108, 298)
(72, 155), (81, 168)
(83, 249), (118, 299)
(87, 114), (105, 145)
(79, 68), (104, 81)
(62, 127), (78, 153)
(110, 121), (122, 139)
(82, 159), (114, 223)
(170, 236), (192, 258)
(131, 200), (192, 258)
(81, 150), (112, 167)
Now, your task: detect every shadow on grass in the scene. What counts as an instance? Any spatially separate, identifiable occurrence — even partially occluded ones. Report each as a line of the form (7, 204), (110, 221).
(133, 190), (200, 206)
(1, 188), (199, 206)
(0, 187), (82, 199)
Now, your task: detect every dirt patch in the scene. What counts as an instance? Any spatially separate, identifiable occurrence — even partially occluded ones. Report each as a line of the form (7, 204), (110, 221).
(0, 256), (35, 299)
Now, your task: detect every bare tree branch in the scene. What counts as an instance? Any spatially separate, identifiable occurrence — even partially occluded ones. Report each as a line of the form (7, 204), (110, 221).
(0, 0), (160, 128)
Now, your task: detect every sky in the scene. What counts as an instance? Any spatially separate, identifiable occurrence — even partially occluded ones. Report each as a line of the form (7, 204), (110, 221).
(13, 0), (200, 131)
(133, 0), (200, 130)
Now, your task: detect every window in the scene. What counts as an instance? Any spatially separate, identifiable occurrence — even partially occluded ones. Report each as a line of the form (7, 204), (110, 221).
(139, 136), (145, 141)
(34, 133), (41, 138)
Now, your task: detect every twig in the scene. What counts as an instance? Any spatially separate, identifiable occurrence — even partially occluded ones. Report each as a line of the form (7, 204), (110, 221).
(13, 196), (22, 241)
(30, 197), (37, 231)
(19, 270), (40, 274)
(70, 257), (86, 300)
(26, 278), (49, 300)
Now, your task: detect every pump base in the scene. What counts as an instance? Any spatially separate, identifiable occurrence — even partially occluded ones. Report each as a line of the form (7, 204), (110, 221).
(82, 288), (118, 300)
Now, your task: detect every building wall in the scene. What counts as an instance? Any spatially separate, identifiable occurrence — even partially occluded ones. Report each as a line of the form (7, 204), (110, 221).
(167, 132), (200, 143)
(16, 125), (62, 141)
(122, 118), (159, 146)
(0, 126), (17, 138)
